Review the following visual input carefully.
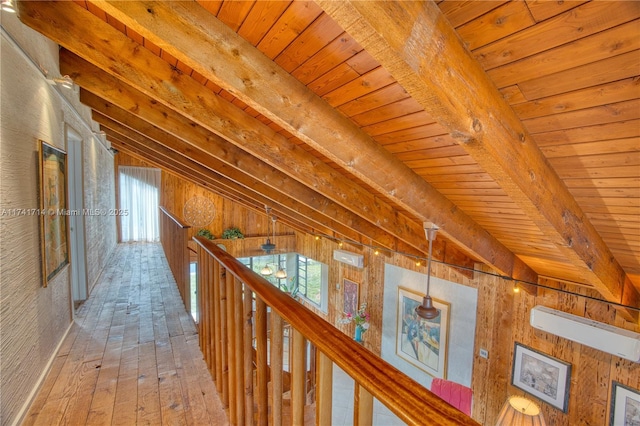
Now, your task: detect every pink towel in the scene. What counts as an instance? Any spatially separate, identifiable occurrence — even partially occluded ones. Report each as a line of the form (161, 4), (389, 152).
(431, 378), (473, 416)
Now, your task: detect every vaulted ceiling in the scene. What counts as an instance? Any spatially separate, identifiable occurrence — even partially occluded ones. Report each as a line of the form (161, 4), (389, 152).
(17, 1), (639, 320)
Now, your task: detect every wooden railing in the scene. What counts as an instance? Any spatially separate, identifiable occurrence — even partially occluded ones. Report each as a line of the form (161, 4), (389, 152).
(194, 236), (480, 426)
(159, 206), (191, 312)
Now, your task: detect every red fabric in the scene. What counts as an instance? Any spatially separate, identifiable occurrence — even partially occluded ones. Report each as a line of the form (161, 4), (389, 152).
(430, 378), (473, 416)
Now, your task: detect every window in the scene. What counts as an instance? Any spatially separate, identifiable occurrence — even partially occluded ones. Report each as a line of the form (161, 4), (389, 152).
(119, 166), (160, 242)
(296, 254), (328, 313)
(238, 253), (328, 313)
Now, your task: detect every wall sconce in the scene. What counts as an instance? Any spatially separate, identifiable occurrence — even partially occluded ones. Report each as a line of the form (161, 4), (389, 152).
(1, 0), (15, 13)
(51, 75), (74, 89)
(495, 395), (546, 426)
(415, 223), (440, 320)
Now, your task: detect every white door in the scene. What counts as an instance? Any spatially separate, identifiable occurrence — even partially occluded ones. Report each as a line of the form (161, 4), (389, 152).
(66, 126), (88, 304)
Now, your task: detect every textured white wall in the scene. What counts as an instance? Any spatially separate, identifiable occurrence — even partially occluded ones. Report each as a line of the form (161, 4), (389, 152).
(381, 263), (478, 388)
(0, 12), (116, 425)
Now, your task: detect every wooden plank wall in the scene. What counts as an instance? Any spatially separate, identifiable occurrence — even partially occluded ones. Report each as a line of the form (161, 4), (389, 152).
(294, 232), (640, 426)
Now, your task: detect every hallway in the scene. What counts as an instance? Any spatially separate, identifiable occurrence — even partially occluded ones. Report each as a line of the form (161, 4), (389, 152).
(23, 243), (228, 425)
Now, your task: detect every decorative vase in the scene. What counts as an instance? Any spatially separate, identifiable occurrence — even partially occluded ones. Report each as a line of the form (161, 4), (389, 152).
(354, 325), (364, 343)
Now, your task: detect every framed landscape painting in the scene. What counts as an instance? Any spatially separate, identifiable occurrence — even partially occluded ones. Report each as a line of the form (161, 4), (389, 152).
(396, 287), (449, 378)
(343, 278), (359, 315)
(39, 140), (70, 287)
(511, 342), (571, 412)
(610, 381), (640, 426)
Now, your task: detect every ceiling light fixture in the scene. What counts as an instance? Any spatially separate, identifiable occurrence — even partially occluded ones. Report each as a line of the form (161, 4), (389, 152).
(415, 224), (440, 320)
(1, 0), (15, 13)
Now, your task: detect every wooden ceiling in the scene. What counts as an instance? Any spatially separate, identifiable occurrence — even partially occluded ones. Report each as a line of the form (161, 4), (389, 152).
(17, 1), (639, 318)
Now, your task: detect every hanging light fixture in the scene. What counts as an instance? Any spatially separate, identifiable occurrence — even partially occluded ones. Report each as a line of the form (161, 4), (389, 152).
(415, 224), (440, 320)
(260, 264), (273, 276)
(275, 267), (287, 279)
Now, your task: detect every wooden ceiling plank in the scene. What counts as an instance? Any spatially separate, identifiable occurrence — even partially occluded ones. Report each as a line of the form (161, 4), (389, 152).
(383, 136), (459, 155)
(487, 20), (640, 89)
(524, 0), (589, 23)
(322, 67), (395, 107)
(350, 97), (424, 127)
(256, 1), (323, 59)
(517, 50), (640, 102)
(523, 99), (640, 134)
(533, 120), (640, 147)
(19, 2), (535, 279)
(237, 1), (292, 46)
(438, 0), (507, 28)
(542, 138), (640, 159)
(338, 83), (409, 117)
(275, 13), (344, 73)
(513, 77), (640, 120)
(456, 1), (535, 51)
(474, 1), (639, 71)
(291, 31), (363, 85)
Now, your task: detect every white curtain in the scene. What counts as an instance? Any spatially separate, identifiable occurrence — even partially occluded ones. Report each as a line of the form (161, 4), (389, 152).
(119, 166), (161, 242)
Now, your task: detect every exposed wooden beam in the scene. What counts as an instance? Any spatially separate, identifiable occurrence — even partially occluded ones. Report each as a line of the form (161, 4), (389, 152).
(84, 0), (537, 283)
(314, 0), (637, 316)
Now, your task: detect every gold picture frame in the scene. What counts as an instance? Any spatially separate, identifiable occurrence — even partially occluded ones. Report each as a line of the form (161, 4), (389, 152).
(39, 140), (70, 286)
(396, 286), (450, 378)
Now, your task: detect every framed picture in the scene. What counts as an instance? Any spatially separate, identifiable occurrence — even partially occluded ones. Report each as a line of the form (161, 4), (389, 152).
(343, 278), (359, 315)
(610, 381), (640, 426)
(39, 140), (70, 287)
(396, 287), (449, 378)
(511, 342), (571, 412)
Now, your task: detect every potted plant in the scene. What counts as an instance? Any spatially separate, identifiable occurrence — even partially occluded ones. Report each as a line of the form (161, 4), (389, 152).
(221, 226), (244, 239)
(196, 228), (215, 240)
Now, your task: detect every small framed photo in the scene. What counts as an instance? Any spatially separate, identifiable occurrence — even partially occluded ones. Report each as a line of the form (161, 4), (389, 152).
(343, 278), (359, 315)
(511, 342), (571, 412)
(610, 381), (640, 426)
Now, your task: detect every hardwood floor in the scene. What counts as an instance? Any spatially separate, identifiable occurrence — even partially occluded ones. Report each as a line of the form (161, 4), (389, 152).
(23, 243), (228, 426)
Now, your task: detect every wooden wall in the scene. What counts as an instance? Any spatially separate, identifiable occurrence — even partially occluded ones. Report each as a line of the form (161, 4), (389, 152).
(293, 232), (640, 425)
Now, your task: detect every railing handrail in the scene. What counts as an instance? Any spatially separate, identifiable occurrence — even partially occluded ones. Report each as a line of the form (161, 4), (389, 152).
(159, 206), (191, 229)
(193, 236), (479, 426)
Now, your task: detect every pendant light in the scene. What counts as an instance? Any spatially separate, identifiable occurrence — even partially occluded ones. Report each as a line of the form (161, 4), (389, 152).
(275, 267), (287, 279)
(260, 264), (273, 276)
(415, 224), (440, 320)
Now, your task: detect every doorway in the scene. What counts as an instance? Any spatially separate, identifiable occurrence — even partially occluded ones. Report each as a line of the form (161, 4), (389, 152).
(66, 125), (88, 308)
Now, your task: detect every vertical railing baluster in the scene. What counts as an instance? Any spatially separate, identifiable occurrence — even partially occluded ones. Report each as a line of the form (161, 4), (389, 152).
(255, 297), (268, 426)
(270, 312), (284, 426)
(354, 383), (373, 425)
(213, 261), (223, 394)
(225, 271), (236, 422)
(243, 285), (254, 423)
(219, 262), (229, 408)
(316, 351), (333, 426)
(291, 328), (306, 426)
(234, 277), (245, 425)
